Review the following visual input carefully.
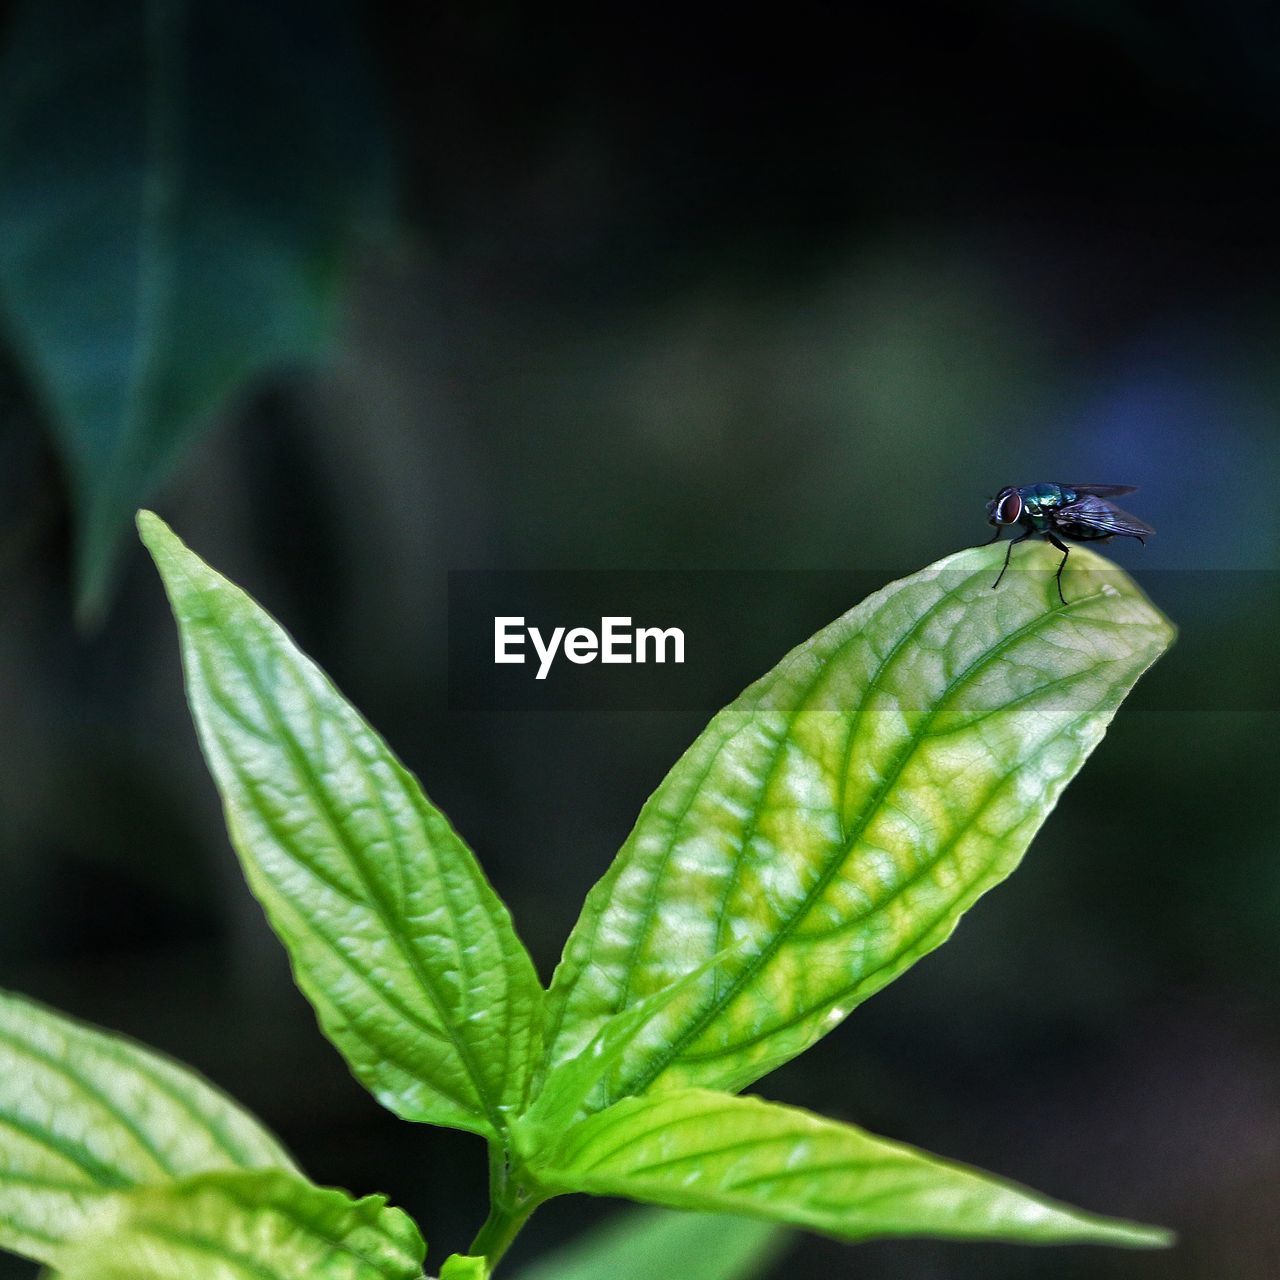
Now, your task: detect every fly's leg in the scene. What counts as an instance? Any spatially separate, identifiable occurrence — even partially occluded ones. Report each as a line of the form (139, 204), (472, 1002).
(1046, 531), (1070, 605)
(992, 528), (1032, 590)
(981, 526), (1003, 546)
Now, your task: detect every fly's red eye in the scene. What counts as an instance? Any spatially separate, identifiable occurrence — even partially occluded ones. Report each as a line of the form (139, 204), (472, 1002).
(995, 490), (1022, 524)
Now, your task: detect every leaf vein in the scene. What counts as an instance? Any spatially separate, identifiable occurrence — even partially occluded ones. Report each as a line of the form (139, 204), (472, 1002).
(615, 589), (1111, 1097)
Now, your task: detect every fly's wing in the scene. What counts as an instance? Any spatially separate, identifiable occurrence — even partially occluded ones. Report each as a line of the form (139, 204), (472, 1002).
(1054, 493), (1155, 538)
(1065, 483), (1138, 497)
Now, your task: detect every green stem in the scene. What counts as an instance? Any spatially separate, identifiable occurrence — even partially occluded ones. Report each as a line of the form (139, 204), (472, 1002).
(468, 1142), (542, 1274)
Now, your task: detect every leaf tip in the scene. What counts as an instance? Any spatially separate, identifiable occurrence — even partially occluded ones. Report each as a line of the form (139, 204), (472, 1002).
(134, 511), (214, 621)
(1053, 1207), (1175, 1250)
(1109, 1220), (1177, 1250)
(135, 508), (170, 550)
(135, 510), (193, 588)
(72, 573), (110, 634)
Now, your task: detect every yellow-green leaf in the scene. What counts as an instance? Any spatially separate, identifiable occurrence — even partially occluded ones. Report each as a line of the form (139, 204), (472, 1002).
(52, 1170), (425, 1280)
(544, 543), (1173, 1102)
(139, 511), (543, 1140)
(439, 1254), (488, 1280)
(0, 989), (295, 1265)
(528, 948), (739, 1132)
(520, 1088), (1170, 1248)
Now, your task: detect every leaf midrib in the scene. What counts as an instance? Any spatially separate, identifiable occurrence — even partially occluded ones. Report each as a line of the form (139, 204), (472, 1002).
(614, 586), (1117, 1098)
(173, 564), (507, 1137)
(104, 0), (183, 491)
(667, 693), (1109, 1070)
(704, 567), (987, 1001)
(224, 804), (484, 1121)
(551, 566), (977, 1065)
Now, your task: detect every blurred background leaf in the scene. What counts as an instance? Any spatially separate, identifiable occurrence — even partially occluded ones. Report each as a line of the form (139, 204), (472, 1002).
(0, 0), (390, 621)
(509, 1206), (786, 1280)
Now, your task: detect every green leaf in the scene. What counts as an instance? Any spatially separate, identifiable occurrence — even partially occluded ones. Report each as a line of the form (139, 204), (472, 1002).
(139, 512), (543, 1140)
(0, 0), (390, 621)
(52, 1169), (426, 1280)
(519, 1088), (1171, 1249)
(0, 988), (296, 1265)
(544, 542), (1173, 1101)
(528, 948), (741, 1133)
(439, 1255), (488, 1280)
(510, 1207), (785, 1280)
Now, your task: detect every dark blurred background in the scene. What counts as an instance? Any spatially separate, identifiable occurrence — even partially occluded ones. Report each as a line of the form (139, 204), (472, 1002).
(1, 2), (1278, 1276)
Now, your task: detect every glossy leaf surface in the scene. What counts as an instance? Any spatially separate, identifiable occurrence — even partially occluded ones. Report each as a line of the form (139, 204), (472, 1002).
(0, 989), (295, 1265)
(0, 0), (388, 619)
(511, 1206), (784, 1280)
(522, 1088), (1170, 1248)
(545, 543), (1173, 1100)
(53, 1170), (425, 1280)
(140, 512), (543, 1139)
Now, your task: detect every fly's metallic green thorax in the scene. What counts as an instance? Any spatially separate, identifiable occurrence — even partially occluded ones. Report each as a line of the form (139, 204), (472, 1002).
(1017, 483), (1077, 526)
(981, 482), (1153, 606)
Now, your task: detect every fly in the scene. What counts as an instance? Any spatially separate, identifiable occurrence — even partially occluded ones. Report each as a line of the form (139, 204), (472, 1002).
(984, 483), (1154, 605)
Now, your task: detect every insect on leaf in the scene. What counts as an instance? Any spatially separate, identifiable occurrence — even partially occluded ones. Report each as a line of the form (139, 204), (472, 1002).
(544, 541), (1174, 1103)
(139, 511), (544, 1140)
